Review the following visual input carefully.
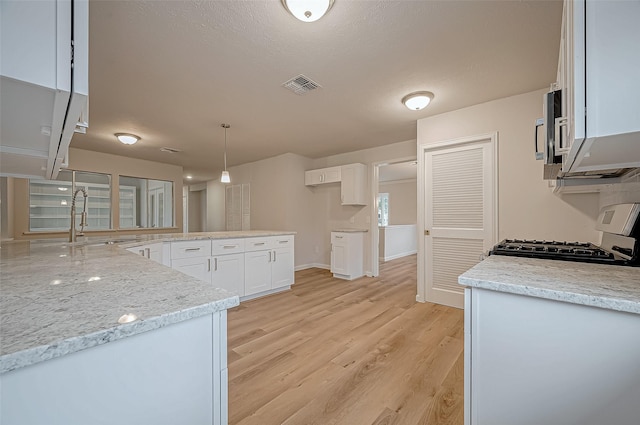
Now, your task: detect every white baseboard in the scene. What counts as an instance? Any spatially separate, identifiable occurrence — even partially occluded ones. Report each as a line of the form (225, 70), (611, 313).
(380, 250), (417, 262)
(295, 263), (330, 271)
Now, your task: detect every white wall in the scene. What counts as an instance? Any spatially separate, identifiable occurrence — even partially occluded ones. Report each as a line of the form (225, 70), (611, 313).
(417, 89), (601, 243)
(207, 153), (322, 269)
(379, 179), (417, 225)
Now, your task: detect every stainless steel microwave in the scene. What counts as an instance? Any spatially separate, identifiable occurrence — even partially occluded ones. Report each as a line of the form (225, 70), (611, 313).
(535, 89), (563, 179)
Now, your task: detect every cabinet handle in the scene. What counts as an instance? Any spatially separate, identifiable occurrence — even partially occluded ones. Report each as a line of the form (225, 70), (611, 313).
(273, 250), (277, 262)
(254, 242), (265, 246)
(208, 258), (211, 272)
(185, 247), (201, 252)
(215, 258), (218, 271)
(223, 245), (237, 249)
(145, 247), (151, 258)
(138, 249), (145, 256)
(534, 117), (544, 160)
(279, 240), (288, 244)
(335, 236), (343, 239)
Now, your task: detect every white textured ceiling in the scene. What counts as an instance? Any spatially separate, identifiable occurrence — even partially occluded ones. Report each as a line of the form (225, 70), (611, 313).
(379, 161), (417, 183)
(74, 0), (563, 183)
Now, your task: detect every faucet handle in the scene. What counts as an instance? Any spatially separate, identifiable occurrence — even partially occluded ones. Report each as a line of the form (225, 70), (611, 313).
(80, 211), (88, 227)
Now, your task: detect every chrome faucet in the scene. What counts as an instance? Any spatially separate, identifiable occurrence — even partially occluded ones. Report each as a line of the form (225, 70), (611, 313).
(69, 188), (88, 242)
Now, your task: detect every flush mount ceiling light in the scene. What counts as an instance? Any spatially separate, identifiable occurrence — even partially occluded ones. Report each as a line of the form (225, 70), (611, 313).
(115, 133), (140, 145)
(220, 124), (231, 184)
(402, 91), (434, 111)
(281, 0), (335, 22)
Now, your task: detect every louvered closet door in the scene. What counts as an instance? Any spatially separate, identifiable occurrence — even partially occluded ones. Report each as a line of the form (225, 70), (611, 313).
(424, 137), (495, 308)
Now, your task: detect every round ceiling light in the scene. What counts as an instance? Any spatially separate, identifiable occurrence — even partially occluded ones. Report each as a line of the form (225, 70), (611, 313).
(115, 133), (140, 145)
(402, 91), (434, 111)
(281, 0), (335, 22)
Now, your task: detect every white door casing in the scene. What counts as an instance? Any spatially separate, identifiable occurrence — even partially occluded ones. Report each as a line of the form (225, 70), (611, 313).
(417, 133), (498, 309)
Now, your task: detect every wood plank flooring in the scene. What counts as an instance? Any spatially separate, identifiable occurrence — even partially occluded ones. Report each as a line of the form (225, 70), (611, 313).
(227, 255), (464, 425)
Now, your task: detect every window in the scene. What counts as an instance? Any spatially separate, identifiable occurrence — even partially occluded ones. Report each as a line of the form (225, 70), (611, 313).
(29, 170), (112, 231)
(119, 176), (174, 229)
(378, 193), (389, 226)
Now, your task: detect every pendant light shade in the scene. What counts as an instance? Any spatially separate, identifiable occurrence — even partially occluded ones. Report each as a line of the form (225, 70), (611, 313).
(402, 91), (434, 111)
(281, 0), (335, 22)
(221, 124), (231, 184)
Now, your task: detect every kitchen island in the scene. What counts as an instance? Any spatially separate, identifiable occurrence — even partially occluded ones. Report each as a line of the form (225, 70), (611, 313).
(0, 231), (292, 425)
(459, 255), (640, 425)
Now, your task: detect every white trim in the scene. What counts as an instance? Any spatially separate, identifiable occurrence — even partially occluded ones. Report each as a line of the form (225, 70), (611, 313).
(417, 132), (499, 306)
(294, 263), (330, 271)
(379, 178), (417, 185)
(369, 156), (417, 278)
(380, 250), (417, 262)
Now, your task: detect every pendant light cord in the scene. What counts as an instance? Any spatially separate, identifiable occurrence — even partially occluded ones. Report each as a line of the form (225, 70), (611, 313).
(221, 123), (230, 171)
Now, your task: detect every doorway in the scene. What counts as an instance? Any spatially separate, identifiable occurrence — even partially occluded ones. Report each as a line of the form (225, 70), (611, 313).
(369, 157), (417, 277)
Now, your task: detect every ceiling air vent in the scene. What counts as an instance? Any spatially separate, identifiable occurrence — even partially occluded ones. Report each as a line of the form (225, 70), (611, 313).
(282, 74), (321, 95)
(160, 147), (181, 153)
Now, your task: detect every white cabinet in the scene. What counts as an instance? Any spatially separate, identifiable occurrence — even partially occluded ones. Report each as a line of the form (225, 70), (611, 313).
(304, 166), (342, 185)
(211, 238), (245, 296)
(465, 287), (640, 425)
(170, 240), (212, 283)
(340, 163), (367, 205)
(244, 235), (295, 297)
(127, 242), (166, 265)
(305, 163), (367, 206)
(330, 231), (364, 280)
(166, 235), (294, 300)
(556, 0), (640, 176)
(0, 0), (89, 180)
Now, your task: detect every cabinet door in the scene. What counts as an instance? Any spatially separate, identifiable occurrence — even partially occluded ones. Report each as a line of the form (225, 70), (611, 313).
(340, 163), (367, 205)
(171, 257), (211, 283)
(244, 250), (272, 296)
(272, 246), (294, 289)
(331, 242), (348, 275)
(212, 253), (245, 296)
(147, 244), (163, 264)
(304, 169), (324, 186)
(323, 166), (342, 184)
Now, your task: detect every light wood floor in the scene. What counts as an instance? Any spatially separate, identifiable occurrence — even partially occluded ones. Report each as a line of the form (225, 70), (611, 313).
(227, 255), (464, 425)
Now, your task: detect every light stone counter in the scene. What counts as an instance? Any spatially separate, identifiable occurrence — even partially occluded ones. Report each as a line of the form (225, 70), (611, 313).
(0, 232), (303, 373)
(459, 255), (640, 315)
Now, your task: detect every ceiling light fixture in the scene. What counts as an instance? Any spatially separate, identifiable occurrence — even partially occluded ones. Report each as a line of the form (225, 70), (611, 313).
(115, 133), (140, 145)
(281, 0), (335, 22)
(221, 124), (231, 184)
(401, 91), (434, 111)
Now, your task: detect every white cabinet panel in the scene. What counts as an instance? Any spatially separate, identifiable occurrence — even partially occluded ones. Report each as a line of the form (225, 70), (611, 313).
(305, 166), (342, 186)
(212, 238), (245, 255)
(340, 163), (367, 205)
(171, 256), (211, 283)
(466, 288), (640, 425)
(212, 253), (244, 296)
(272, 237), (294, 289)
(330, 232), (363, 280)
(244, 249), (272, 296)
(127, 242), (165, 265)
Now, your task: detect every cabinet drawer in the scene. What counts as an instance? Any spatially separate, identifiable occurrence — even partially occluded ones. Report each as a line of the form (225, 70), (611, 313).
(171, 240), (211, 260)
(273, 235), (294, 247)
(244, 237), (274, 252)
(212, 238), (245, 255)
(331, 232), (348, 244)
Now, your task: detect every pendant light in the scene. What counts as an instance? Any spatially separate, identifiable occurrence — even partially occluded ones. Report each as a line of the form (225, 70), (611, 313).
(220, 124), (231, 183)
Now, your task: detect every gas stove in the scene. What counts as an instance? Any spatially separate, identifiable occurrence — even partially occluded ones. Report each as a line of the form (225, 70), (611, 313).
(489, 203), (640, 266)
(489, 239), (623, 264)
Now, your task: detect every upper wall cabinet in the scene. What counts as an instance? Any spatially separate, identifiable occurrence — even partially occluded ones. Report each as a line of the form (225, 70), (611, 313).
(304, 166), (342, 185)
(0, 0), (89, 180)
(305, 163), (368, 206)
(556, 0), (640, 176)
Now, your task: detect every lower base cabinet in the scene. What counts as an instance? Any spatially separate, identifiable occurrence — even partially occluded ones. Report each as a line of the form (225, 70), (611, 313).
(0, 312), (229, 425)
(164, 235), (294, 300)
(465, 288), (640, 425)
(330, 231), (364, 280)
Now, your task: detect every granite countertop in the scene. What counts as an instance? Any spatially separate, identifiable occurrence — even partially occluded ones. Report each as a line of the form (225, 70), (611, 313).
(459, 255), (640, 315)
(0, 231), (299, 374)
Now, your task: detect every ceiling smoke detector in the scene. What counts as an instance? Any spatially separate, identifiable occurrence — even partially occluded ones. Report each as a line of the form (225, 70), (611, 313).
(282, 74), (321, 95)
(160, 147), (181, 153)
